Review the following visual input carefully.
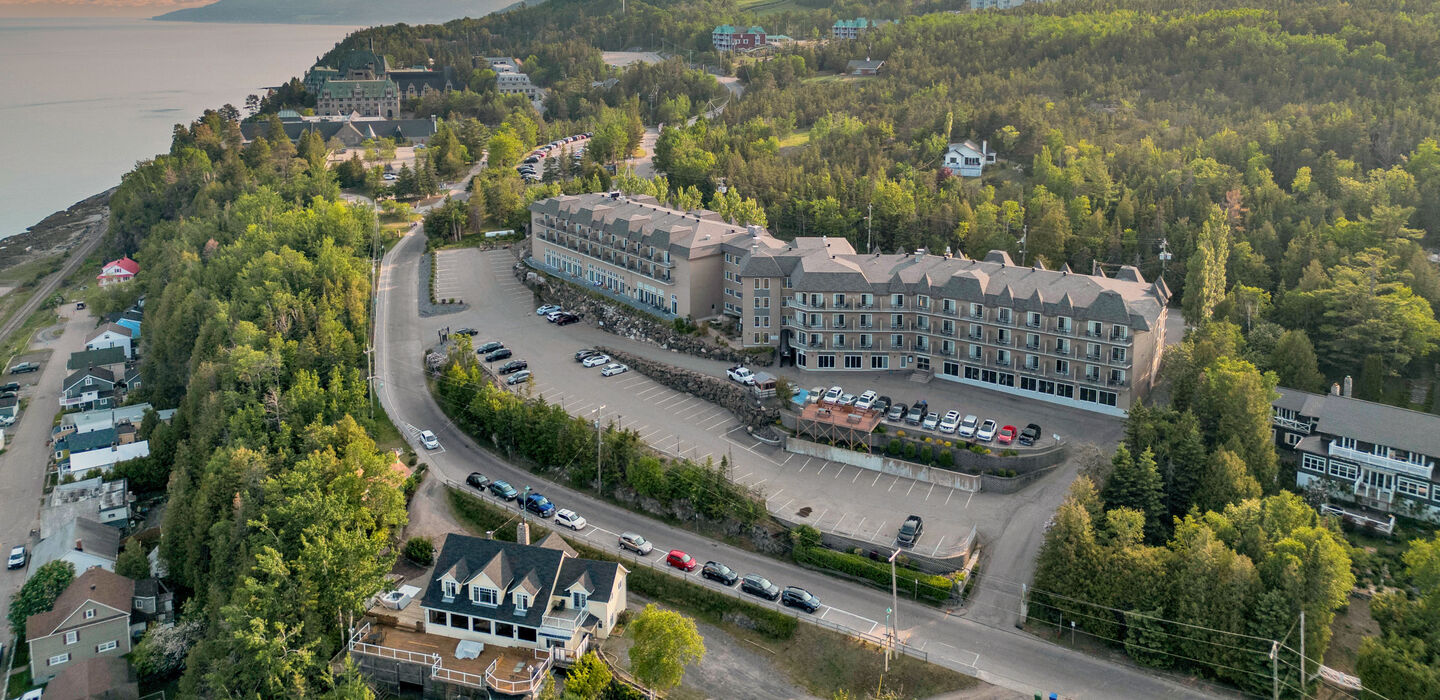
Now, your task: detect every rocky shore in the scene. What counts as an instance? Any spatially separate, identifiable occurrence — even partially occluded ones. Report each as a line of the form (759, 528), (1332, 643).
(0, 188), (114, 274)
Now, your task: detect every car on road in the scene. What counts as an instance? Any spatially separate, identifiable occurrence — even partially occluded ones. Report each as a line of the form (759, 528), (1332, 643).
(485, 348), (513, 362)
(498, 359), (528, 375)
(8, 362), (38, 374)
(7, 546), (25, 570)
(938, 411), (961, 434)
(958, 414), (979, 438)
(701, 561), (739, 586)
(740, 574), (781, 601)
(821, 386), (844, 404)
(921, 412), (940, 430)
(537, 304), (562, 316)
(726, 365), (756, 385)
(1019, 423), (1043, 446)
(619, 532), (653, 555)
(555, 313), (580, 326)
(600, 363), (628, 377)
(489, 480), (519, 500)
(506, 370), (532, 385)
(666, 550), (698, 572)
(555, 509), (587, 530)
(977, 419), (998, 442)
(0, 382), (19, 393)
(419, 430), (440, 450)
(855, 390), (878, 410)
(524, 493), (556, 517)
(905, 400), (928, 426)
(522, 156), (540, 164)
(997, 425), (1018, 445)
(781, 586), (822, 613)
(455, 327), (479, 336)
(582, 354), (610, 368)
(466, 472), (491, 490)
(886, 402), (907, 422)
(476, 341), (504, 355)
(897, 515), (924, 547)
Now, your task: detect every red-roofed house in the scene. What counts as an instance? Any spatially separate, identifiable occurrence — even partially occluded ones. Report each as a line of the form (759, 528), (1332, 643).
(97, 258), (138, 287)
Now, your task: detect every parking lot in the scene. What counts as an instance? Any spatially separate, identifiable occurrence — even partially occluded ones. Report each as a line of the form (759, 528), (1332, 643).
(431, 249), (468, 303)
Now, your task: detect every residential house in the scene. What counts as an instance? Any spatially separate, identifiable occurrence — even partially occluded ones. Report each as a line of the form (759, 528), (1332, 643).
(349, 532), (626, 697)
(45, 477), (133, 534)
(43, 656), (139, 700)
(845, 58), (886, 76)
(61, 366), (116, 411)
(67, 348), (126, 378)
(56, 403), (156, 441)
(96, 257), (138, 287)
(66, 440), (150, 479)
(316, 79), (401, 119)
(55, 427), (119, 464)
(1274, 385), (1440, 531)
(85, 324), (133, 359)
(27, 568), (134, 683)
(970, 0), (1030, 9)
(131, 578), (175, 631)
(114, 308), (142, 339)
(942, 140), (998, 178)
(0, 395), (18, 424)
(30, 518), (120, 574)
(712, 25), (767, 52)
(123, 367), (142, 393)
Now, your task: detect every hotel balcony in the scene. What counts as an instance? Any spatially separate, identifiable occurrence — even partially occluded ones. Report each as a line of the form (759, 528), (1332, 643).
(1328, 444), (1434, 481)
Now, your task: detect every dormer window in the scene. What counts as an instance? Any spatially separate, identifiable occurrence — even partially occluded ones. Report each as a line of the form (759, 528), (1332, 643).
(442, 580), (458, 599)
(572, 591), (588, 608)
(471, 585), (498, 606)
(515, 593), (530, 612)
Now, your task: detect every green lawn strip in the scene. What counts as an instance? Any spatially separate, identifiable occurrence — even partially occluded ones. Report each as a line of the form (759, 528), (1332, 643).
(731, 622), (977, 699)
(792, 544), (959, 606)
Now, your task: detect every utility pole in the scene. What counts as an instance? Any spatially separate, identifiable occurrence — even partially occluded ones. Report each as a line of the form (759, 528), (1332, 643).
(1019, 224), (1028, 266)
(1270, 641), (1279, 700)
(887, 548), (900, 666)
(867, 203), (874, 253)
(593, 404), (605, 493)
(1299, 610), (1306, 687)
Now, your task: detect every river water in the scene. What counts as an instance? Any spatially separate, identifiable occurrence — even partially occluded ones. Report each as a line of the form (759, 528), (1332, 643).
(0, 17), (359, 238)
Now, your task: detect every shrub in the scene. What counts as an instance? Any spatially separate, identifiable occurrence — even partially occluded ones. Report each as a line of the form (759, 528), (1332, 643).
(895, 430), (905, 438)
(403, 536), (435, 565)
(924, 436), (933, 444)
(968, 444), (990, 455)
(874, 425), (886, 434)
(903, 442), (917, 460)
(918, 445), (933, 463)
(937, 450), (954, 469)
(792, 545), (954, 604)
(887, 438), (902, 456)
(1001, 448), (1018, 457)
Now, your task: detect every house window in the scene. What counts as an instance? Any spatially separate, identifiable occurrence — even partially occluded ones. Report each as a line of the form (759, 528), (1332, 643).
(997, 308), (1012, 323)
(1372, 444), (1390, 459)
(1027, 311), (1041, 328)
(1398, 477), (1429, 499)
(96, 640), (118, 653)
(517, 627), (539, 643)
(65, 631), (78, 645)
(573, 592), (588, 608)
(515, 593), (530, 612)
(472, 586), (498, 606)
(429, 610), (447, 625)
(891, 294), (905, 308)
(970, 303), (984, 319)
(1301, 454), (1326, 473)
(845, 354), (863, 369)
(443, 580), (458, 598)
(84, 609), (95, 620)
(1112, 347), (1127, 363)
(1329, 461), (1358, 480)
(472, 617), (492, 633)
(1335, 436), (1357, 450)
(47, 653), (70, 667)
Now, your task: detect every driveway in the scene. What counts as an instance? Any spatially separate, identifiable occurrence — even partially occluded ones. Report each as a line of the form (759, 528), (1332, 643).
(374, 229), (1226, 699)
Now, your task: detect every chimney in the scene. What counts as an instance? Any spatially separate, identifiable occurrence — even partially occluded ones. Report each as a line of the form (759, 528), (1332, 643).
(517, 521), (530, 546)
(74, 540), (83, 552)
(1330, 382), (1341, 396)
(1343, 375), (1353, 398)
(982, 139), (989, 155)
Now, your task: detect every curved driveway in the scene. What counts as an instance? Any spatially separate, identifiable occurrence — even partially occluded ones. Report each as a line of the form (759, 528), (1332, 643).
(372, 225), (1226, 699)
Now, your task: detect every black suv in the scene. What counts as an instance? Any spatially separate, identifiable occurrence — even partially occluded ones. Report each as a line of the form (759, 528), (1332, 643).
(740, 574), (780, 601)
(905, 400), (928, 425)
(1019, 423), (1043, 446)
(0, 383), (19, 393)
(488, 480), (519, 500)
(781, 586), (822, 613)
(897, 515), (924, 547)
(476, 341), (504, 355)
(466, 472), (491, 489)
(498, 359), (528, 375)
(485, 348), (513, 362)
(701, 561), (739, 586)
(455, 327), (479, 336)
(555, 313), (579, 326)
(575, 349), (597, 362)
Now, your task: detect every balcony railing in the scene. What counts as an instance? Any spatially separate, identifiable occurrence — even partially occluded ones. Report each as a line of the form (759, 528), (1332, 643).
(991, 333), (1012, 346)
(1110, 331), (1132, 345)
(1025, 342), (1041, 351)
(1084, 329), (1103, 339)
(1052, 323), (1073, 335)
(1329, 444), (1434, 480)
(541, 607), (585, 634)
(481, 655), (552, 695)
(1109, 356), (1130, 366)
(1271, 415), (1313, 434)
(994, 358), (1012, 368)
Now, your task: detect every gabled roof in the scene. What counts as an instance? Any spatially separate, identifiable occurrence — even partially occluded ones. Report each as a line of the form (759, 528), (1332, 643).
(58, 427), (118, 455)
(846, 59), (886, 71)
(25, 566), (133, 640)
(1274, 387), (1440, 459)
(422, 534), (621, 628)
(86, 323), (133, 343)
(67, 347), (126, 372)
(317, 78), (397, 100)
(535, 531), (577, 558)
(65, 366), (116, 391)
(102, 257), (139, 275)
(558, 557), (621, 603)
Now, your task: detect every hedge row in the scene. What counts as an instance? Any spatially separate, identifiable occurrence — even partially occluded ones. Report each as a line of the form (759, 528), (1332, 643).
(793, 545), (955, 605)
(447, 488), (552, 543)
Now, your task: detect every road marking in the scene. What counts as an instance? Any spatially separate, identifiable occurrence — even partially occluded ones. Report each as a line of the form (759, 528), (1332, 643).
(812, 508), (828, 525)
(833, 513), (848, 531)
(818, 606), (831, 620)
(965, 491), (975, 508)
(705, 417), (731, 431)
(852, 469), (862, 483)
(832, 465), (844, 479)
(753, 479), (766, 487)
(930, 537), (946, 557)
(767, 488), (784, 501)
(905, 480), (916, 496)
(871, 472), (881, 487)
(816, 463), (828, 476)
(736, 471), (752, 480)
(798, 458), (812, 473)
(780, 453), (794, 466)
(945, 489), (954, 506)
(853, 517), (865, 535)
(888, 478), (899, 492)
(925, 483), (935, 501)
(873, 520), (886, 539)
(636, 385), (668, 399)
(777, 498), (793, 511)
(619, 376), (648, 388)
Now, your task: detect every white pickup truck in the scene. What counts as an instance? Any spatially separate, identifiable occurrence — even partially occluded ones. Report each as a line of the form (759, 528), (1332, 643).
(726, 365), (756, 385)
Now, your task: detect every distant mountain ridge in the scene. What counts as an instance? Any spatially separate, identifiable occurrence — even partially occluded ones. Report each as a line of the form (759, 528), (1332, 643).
(154, 0), (529, 25)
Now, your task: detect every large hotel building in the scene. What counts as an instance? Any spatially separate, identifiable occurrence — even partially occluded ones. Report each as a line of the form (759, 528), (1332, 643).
(529, 193), (1170, 414)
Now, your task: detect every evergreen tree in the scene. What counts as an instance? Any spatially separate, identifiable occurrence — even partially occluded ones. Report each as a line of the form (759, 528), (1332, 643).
(1182, 211), (1231, 324)
(1270, 329), (1326, 392)
(1101, 446), (1167, 542)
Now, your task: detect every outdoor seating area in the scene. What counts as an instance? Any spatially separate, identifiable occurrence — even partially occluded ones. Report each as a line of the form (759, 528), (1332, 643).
(348, 620), (553, 694)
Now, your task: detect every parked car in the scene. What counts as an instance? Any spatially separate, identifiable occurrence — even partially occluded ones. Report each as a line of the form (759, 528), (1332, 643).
(666, 550), (698, 572)
(455, 327), (479, 336)
(8, 362), (38, 374)
(419, 430), (440, 450)
(701, 561), (739, 586)
(897, 515), (924, 547)
(997, 425), (1018, 445)
(524, 493), (556, 517)
(475, 341), (504, 355)
(958, 414), (979, 438)
(506, 370), (532, 385)
(522, 156), (540, 164)
(555, 509), (587, 530)
(75, 301), (86, 310)
(781, 586), (822, 613)
(839, 393), (858, 406)
(485, 348), (513, 362)
(905, 400), (928, 426)
(821, 386), (844, 404)
(807, 386), (825, 404)
(489, 480), (519, 500)
(619, 532), (653, 555)
(886, 403), (908, 422)
(0, 391), (16, 400)
(873, 395), (892, 415)
(466, 472), (491, 489)
(976, 419), (998, 442)
(938, 411), (961, 434)
(556, 314), (580, 326)
(575, 349), (598, 361)
(855, 390), (878, 410)
(0, 382), (19, 393)
(1019, 423), (1043, 446)
(536, 304), (562, 316)
(498, 359), (528, 375)
(582, 354), (610, 368)
(7, 546), (25, 570)
(740, 574), (781, 601)
(546, 310), (566, 322)
(921, 412), (940, 430)
(0, 416), (14, 427)
(727, 366), (756, 385)
(600, 363), (628, 377)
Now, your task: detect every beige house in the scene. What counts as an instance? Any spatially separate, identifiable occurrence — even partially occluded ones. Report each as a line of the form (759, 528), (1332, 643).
(27, 568), (134, 683)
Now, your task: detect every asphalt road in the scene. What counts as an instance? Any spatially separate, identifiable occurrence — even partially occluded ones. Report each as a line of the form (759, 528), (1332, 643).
(373, 226), (1228, 699)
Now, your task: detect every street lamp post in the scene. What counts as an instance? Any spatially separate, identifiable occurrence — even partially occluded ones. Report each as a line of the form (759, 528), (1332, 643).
(593, 404), (606, 493)
(887, 548), (900, 667)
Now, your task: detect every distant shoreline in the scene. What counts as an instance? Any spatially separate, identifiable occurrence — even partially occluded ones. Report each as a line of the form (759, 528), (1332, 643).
(151, 0), (530, 26)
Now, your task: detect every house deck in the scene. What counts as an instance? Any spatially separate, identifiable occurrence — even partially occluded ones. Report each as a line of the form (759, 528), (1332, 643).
(349, 616), (551, 694)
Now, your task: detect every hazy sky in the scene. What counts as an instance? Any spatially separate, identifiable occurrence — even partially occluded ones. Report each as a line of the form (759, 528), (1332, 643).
(0, 0), (213, 17)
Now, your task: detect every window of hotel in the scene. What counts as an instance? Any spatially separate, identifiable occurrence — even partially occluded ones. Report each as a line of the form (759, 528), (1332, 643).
(1026, 333), (1040, 349)
(1026, 312), (1042, 328)
(1328, 461), (1358, 480)
(833, 294), (846, 306)
(969, 345), (983, 360)
(943, 299), (957, 314)
(1398, 478), (1429, 499)
(783, 277), (792, 289)
(969, 324), (983, 339)
(1086, 343), (1101, 360)
(891, 334), (904, 348)
(1335, 436), (1357, 450)
(891, 314), (904, 329)
(917, 295), (930, 309)
(796, 351), (807, 367)
(1055, 359), (1069, 376)
(1301, 454), (1327, 473)
(1111, 347), (1127, 363)
(753, 333), (761, 344)
(834, 313), (846, 327)
(833, 334), (846, 346)
(871, 356), (889, 369)
(845, 355), (863, 369)
(1025, 355), (1039, 370)
(1056, 316), (1072, 332)
(818, 355), (836, 369)
(997, 308), (1012, 323)
(1110, 369), (1126, 384)
(964, 366), (981, 380)
(891, 294), (905, 308)
(1112, 326), (1129, 340)
(754, 278), (769, 289)
(1086, 320), (1103, 337)
(970, 303), (983, 319)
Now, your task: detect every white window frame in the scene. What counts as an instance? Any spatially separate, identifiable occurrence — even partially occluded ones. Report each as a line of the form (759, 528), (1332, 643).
(572, 592), (588, 609)
(515, 593), (530, 612)
(96, 640), (118, 653)
(442, 580), (458, 598)
(1398, 477), (1429, 499)
(64, 631), (79, 645)
(1301, 454), (1326, 473)
(48, 653), (70, 667)
(1329, 461), (1358, 480)
(84, 609), (95, 620)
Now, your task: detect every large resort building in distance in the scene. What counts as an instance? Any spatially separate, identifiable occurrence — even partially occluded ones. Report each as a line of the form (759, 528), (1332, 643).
(529, 192), (1170, 414)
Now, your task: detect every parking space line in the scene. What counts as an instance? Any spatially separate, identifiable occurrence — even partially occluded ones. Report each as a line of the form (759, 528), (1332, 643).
(965, 491), (974, 508)
(905, 480), (916, 496)
(780, 453), (794, 466)
(930, 537), (947, 557)
(705, 417), (732, 431)
(636, 386), (668, 399)
(871, 472), (882, 487)
(753, 479), (766, 487)
(797, 458), (812, 473)
(833, 513), (848, 531)
(816, 463), (828, 476)
(736, 471), (752, 480)
(888, 477), (899, 492)
(832, 465), (844, 479)
(925, 483), (935, 501)
(873, 520), (886, 539)
(699, 452), (713, 463)
(852, 469), (862, 483)
(767, 488), (784, 500)
(777, 498), (793, 511)
(945, 489), (954, 506)
(853, 517), (865, 535)
(812, 508), (828, 526)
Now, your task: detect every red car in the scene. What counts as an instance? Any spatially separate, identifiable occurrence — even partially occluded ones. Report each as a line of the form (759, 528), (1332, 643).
(666, 550), (698, 572)
(997, 425), (1018, 445)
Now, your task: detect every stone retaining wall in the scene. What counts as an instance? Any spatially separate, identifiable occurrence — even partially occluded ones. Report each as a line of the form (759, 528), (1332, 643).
(783, 437), (982, 492)
(596, 346), (780, 429)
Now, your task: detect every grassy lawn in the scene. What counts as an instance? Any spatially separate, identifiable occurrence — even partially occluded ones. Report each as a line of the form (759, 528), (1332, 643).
(0, 308), (61, 366)
(0, 255), (65, 288)
(737, 0), (801, 14)
(6, 667), (35, 699)
(777, 129), (811, 149)
(368, 401), (411, 457)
